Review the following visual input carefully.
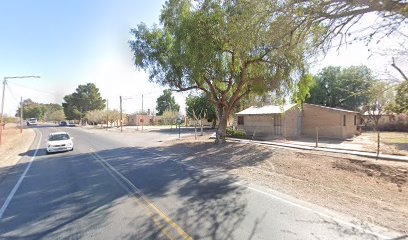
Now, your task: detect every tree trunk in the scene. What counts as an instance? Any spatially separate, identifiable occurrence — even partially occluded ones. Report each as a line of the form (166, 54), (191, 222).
(215, 105), (229, 144)
(212, 119), (216, 129)
(194, 120), (197, 140)
(200, 119), (203, 136)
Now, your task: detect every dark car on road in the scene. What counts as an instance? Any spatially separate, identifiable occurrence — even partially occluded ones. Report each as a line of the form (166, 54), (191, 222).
(59, 121), (68, 126)
(59, 121), (77, 127)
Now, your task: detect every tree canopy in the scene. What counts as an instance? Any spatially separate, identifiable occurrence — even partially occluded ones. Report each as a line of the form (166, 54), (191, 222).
(186, 94), (216, 122)
(305, 66), (376, 111)
(390, 81), (408, 113)
(155, 90), (180, 116)
(16, 99), (65, 121)
(130, 0), (320, 142)
(62, 83), (106, 120)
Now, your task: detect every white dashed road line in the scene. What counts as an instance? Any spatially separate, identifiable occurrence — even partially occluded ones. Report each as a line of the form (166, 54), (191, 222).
(0, 130), (42, 219)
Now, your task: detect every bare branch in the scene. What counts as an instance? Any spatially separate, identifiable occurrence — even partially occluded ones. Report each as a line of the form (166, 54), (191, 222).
(391, 57), (408, 81)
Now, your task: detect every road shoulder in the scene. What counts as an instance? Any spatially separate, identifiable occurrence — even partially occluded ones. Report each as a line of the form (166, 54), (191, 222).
(0, 127), (36, 183)
(159, 134), (408, 235)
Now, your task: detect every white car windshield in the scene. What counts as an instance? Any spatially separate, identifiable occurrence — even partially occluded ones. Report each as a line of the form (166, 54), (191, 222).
(49, 134), (70, 141)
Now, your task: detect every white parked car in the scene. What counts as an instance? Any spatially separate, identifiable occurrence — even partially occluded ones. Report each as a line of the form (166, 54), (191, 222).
(46, 132), (74, 154)
(26, 118), (38, 126)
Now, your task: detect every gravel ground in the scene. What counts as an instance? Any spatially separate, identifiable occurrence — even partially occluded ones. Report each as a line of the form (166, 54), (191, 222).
(0, 124), (35, 182)
(159, 134), (408, 234)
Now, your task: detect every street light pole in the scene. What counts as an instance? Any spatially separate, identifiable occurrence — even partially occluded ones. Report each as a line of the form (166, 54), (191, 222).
(0, 75), (40, 144)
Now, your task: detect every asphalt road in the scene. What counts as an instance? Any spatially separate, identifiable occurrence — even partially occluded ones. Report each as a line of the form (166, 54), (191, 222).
(0, 125), (400, 239)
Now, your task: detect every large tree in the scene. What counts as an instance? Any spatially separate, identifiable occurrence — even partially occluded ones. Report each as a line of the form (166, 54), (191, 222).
(62, 83), (106, 121)
(306, 66), (376, 111)
(130, 0), (319, 143)
(156, 89), (180, 116)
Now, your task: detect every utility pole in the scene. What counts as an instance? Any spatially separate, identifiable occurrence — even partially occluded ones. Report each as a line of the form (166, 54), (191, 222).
(120, 96), (123, 132)
(20, 97), (23, 134)
(106, 99), (109, 129)
(0, 78), (6, 129)
(0, 76), (40, 144)
(142, 94), (144, 131)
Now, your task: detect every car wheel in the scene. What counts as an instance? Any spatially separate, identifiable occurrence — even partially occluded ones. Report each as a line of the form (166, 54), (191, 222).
(71, 147), (74, 151)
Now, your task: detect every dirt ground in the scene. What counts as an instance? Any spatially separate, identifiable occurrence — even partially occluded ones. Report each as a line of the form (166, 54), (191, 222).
(355, 131), (408, 156)
(274, 131), (408, 156)
(0, 124), (35, 181)
(160, 134), (408, 234)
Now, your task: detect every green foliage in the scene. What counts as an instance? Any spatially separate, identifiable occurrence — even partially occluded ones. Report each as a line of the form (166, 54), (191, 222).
(156, 90), (180, 116)
(62, 83), (106, 120)
(4, 117), (17, 124)
(15, 99), (64, 121)
(226, 128), (246, 138)
(45, 109), (65, 122)
(293, 73), (315, 105)
(305, 66), (376, 111)
(186, 94), (216, 121)
(130, 0), (321, 142)
(162, 109), (178, 119)
(392, 81), (408, 114)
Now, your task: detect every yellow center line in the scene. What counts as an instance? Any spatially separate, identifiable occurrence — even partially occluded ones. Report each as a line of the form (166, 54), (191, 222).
(89, 150), (192, 240)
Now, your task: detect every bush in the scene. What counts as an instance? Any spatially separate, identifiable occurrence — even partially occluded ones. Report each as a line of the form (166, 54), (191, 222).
(4, 117), (17, 124)
(226, 128), (247, 138)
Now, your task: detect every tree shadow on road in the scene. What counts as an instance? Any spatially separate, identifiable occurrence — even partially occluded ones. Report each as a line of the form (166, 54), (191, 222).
(0, 145), (256, 239)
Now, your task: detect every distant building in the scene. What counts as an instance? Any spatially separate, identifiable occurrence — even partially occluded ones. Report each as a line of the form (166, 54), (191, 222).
(235, 103), (359, 139)
(126, 114), (162, 126)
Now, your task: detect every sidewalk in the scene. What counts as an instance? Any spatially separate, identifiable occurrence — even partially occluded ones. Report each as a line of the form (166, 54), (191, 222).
(228, 138), (408, 162)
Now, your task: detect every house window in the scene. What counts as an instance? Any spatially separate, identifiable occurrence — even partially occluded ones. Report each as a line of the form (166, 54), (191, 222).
(238, 116), (244, 125)
(343, 115), (346, 126)
(354, 115), (357, 126)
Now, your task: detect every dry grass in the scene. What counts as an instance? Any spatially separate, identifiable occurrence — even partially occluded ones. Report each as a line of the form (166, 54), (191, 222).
(354, 131), (408, 156)
(0, 124), (35, 174)
(160, 135), (408, 234)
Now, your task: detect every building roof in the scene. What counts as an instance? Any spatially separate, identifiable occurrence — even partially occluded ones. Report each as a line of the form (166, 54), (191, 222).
(305, 103), (358, 114)
(236, 104), (297, 115)
(236, 103), (359, 115)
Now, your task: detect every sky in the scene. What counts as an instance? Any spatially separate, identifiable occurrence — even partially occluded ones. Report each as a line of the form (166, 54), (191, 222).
(0, 0), (406, 117)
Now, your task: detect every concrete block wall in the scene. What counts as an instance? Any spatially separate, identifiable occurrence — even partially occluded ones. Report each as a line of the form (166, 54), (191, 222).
(302, 104), (357, 139)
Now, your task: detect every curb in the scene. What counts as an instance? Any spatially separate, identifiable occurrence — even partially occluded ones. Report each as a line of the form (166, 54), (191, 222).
(227, 138), (408, 163)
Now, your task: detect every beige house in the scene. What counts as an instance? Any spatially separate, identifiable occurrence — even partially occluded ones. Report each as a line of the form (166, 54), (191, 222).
(127, 114), (163, 126)
(236, 103), (358, 139)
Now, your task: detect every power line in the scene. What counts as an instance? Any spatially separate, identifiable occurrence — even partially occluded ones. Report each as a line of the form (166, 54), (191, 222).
(5, 84), (21, 105)
(7, 81), (58, 96)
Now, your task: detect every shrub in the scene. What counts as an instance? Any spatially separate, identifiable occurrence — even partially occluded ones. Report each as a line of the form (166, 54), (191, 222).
(4, 117), (17, 124)
(226, 128), (247, 138)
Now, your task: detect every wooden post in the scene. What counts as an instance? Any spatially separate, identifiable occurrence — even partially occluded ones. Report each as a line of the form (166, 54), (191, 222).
(106, 99), (109, 129)
(0, 124), (2, 145)
(315, 127), (319, 148)
(20, 97), (23, 134)
(120, 96), (123, 133)
(377, 131), (380, 158)
(141, 94), (144, 131)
